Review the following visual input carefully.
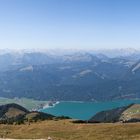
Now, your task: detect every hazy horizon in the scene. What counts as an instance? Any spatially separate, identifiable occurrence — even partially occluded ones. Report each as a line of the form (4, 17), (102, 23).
(0, 47), (140, 51)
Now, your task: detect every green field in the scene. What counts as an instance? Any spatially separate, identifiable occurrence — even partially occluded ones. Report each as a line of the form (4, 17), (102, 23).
(0, 97), (48, 110)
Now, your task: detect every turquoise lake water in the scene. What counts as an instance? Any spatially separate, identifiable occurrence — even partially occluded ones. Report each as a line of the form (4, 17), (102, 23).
(41, 100), (140, 120)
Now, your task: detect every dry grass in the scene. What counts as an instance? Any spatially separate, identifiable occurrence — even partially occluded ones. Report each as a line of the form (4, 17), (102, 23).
(5, 107), (26, 118)
(0, 120), (140, 140)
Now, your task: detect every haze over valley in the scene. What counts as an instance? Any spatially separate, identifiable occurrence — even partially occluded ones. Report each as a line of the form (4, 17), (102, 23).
(1, 0), (140, 139)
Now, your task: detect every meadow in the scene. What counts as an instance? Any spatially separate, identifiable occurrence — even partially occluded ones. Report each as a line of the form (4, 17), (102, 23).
(0, 120), (140, 140)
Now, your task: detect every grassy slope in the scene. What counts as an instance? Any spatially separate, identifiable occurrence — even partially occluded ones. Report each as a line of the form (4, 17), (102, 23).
(0, 120), (140, 140)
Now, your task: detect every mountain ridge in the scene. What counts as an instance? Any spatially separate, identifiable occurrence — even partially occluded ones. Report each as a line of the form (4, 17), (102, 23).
(0, 51), (140, 101)
(0, 103), (55, 124)
(89, 103), (140, 123)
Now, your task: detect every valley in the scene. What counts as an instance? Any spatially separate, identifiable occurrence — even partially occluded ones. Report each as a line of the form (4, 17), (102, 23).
(0, 102), (140, 140)
(1, 0), (140, 139)
(0, 97), (48, 110)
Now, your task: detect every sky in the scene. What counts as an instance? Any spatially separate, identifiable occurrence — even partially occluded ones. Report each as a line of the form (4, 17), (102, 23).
(0, 0), (140, 50)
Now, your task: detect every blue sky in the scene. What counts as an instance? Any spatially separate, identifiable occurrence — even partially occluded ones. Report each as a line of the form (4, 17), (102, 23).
(0, 0), (140, 50)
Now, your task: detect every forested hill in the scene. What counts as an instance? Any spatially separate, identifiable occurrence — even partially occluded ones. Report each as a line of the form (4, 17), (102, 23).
(0, 49), (140, 101)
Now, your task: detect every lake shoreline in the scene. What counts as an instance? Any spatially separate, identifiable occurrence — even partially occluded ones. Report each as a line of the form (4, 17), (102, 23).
(41, 99), (140, 120)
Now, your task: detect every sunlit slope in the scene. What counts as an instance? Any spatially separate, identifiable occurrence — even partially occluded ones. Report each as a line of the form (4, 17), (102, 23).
(0, 120), (140, 140)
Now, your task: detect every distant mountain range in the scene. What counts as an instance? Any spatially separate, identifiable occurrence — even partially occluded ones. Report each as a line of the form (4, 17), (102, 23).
(0, 49), (140, 101)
